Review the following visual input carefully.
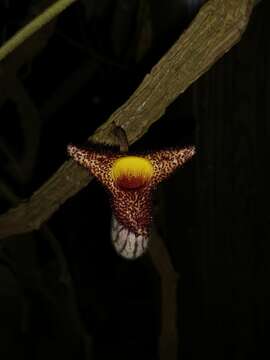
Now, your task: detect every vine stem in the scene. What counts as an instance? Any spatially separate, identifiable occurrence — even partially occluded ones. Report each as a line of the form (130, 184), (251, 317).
(0, 0), (78, 62)
(112, 122), (129, 153)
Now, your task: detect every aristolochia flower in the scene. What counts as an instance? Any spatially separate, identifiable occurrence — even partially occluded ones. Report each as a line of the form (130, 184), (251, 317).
(67, 143), (195, 260)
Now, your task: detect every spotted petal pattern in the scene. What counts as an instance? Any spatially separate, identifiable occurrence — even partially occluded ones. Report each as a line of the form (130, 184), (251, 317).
(67, 143), (195, 259)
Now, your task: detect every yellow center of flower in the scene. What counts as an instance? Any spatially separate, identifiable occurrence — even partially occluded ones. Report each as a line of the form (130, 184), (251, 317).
(111, 156), (153, 189)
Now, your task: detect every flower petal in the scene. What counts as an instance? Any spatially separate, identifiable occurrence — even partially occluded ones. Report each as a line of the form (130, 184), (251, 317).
(145, 145), (196, 186)
(68, 144), (118, 188)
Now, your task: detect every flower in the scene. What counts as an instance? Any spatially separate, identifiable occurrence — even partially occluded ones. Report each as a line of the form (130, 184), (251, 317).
(67, 143), (195, 259)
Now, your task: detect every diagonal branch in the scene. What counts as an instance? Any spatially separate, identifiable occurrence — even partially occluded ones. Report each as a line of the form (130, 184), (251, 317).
(0, 0), (256, 239)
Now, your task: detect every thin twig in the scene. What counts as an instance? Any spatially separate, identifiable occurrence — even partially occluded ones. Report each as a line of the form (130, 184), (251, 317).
(0, 0), (78, 62)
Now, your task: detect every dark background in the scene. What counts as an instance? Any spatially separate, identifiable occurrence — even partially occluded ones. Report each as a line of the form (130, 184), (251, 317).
(0, 0), (269, 359)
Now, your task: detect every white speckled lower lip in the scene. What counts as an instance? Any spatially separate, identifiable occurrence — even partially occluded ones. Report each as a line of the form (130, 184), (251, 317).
(111, 215), (149, 259)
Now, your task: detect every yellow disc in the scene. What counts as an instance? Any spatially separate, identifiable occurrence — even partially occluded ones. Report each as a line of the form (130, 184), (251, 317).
(111, 156), (153, 185)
